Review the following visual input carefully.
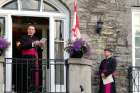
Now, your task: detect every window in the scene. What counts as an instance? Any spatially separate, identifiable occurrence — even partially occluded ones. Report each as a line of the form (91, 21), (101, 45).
(0, 18), (5, 36)
(43, 1), (58, 12)
(132, 10), (140, 66)
(54, 20), (64, 59)
(1, 0), (59, 12)
(21, 0), (40, 11)
(54, 20), (64, 84)
(2, 0), (18, 10)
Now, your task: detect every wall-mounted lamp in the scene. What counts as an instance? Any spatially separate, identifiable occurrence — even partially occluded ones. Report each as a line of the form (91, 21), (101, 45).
(96, 19), (104, 35)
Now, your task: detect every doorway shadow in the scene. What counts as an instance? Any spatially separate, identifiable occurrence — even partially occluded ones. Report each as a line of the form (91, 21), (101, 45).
(12, 16), (49, 92)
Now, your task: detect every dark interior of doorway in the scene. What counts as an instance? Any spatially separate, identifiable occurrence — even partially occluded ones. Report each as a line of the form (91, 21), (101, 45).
(12, 16), (49, 92)
(12, 16), (49, 58)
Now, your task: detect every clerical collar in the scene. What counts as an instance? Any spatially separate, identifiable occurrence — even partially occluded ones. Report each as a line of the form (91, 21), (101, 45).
(28, 35), (33, 37)
(106, 55), (112, 59)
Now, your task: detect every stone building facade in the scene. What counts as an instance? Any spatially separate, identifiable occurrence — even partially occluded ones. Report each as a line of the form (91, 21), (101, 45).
(62, 0), (136, 93)
(0, 0), (139, 93)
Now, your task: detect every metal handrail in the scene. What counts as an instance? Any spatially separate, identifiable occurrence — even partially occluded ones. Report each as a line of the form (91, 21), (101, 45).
(4, 58), (68, 93)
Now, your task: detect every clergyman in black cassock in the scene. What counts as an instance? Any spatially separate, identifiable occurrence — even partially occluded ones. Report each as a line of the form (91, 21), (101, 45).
(99, 49), (117, 93)
(16, 24), (42, 93)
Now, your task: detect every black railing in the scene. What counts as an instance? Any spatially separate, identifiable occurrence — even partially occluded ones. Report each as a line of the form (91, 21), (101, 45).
(4, 58), (140, 93)
(4, 58), (68, 93)
(92, 64), (139, 93)
(128, 66), (140, 93)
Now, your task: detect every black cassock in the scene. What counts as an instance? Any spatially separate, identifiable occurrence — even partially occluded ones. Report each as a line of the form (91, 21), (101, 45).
(16, 35), (42, 93)
(99, 57), (117, 93)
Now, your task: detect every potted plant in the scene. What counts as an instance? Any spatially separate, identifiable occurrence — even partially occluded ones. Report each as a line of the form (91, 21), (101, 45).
(65, 38), (90, 58)
(0, 37), (10, 56)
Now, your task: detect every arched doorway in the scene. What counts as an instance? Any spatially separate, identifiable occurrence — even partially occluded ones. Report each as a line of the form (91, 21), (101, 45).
(0, 0), (70, 92)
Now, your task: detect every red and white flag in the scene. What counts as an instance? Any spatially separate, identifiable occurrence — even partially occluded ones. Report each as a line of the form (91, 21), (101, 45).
(71, 0), (80, 41)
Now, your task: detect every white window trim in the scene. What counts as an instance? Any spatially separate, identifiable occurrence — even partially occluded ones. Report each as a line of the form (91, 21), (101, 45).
(0, 0), (13, 7)
(2, 12), (68, 93)
(40, 0), (43, 12)
(0, 9), (65, 17)
(8, 13), (68, 92)
(0, 0), (70, 14)
(17, 0), (21, 11)
(132, 7), (140, 66)
(132, 8), (136, 66)
(5, 14), (12, 92)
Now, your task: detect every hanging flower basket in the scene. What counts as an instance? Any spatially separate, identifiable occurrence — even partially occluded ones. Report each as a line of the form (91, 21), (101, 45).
(65, 38), (90, 58)
(70, 50), (83, 58)
(0, 37), (10, 56)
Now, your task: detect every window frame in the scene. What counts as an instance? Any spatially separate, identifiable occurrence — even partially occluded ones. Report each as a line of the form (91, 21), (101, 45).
(0, 0), (68, 13)
(132, 8), (140, 66)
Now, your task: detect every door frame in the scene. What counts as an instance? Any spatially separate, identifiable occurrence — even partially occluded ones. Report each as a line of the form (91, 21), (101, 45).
(0, 10), (69, 92)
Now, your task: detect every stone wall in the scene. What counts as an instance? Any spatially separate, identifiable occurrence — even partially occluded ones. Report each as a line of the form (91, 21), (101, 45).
(61, 0), (135, 93)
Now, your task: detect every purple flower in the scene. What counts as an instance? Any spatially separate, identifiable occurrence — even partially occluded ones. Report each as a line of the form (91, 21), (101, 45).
(0, 37), (10, 50)
(73, 39), (82, 51)
(65, 38), (90, 57)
